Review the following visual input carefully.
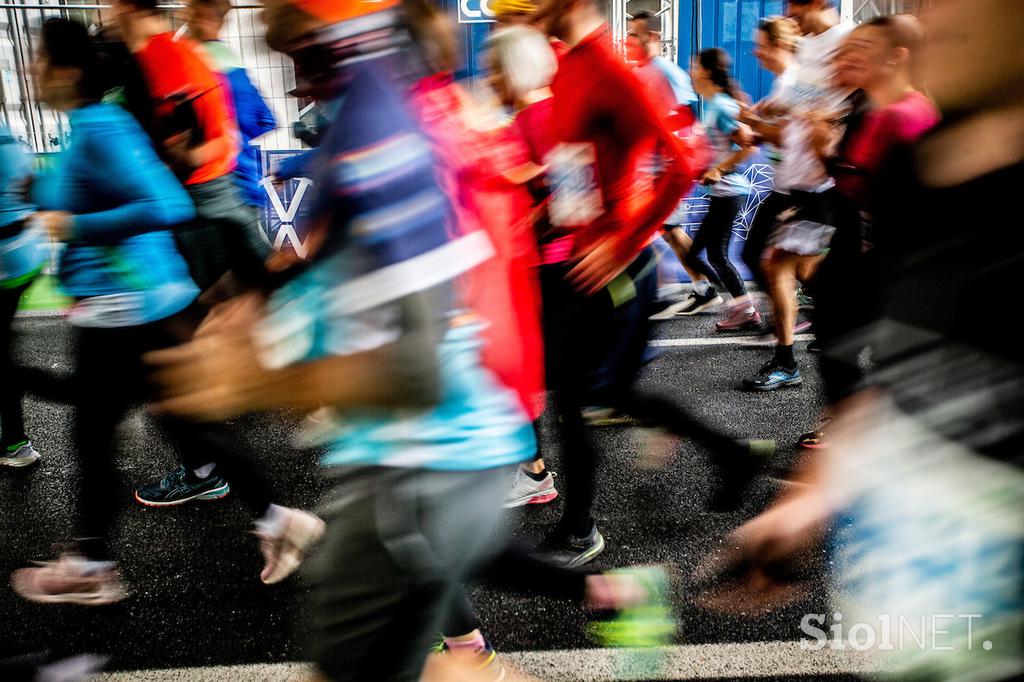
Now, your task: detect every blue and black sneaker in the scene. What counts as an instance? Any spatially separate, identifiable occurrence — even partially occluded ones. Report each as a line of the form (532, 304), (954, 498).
(742, 360), (802, 392)
(134, 465), (230, 507)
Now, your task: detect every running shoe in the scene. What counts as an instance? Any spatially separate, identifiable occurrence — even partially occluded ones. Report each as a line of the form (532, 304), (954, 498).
(582, 407), (639, 427)
(742, 361), (803, 391)
(797, 290), (815, 310)
(257, 507), (325, 585)
(588, 566), (675, 648)
(11, 554), (127, 605)
(134, 465), (230, 507)
(715, 307), (762, 333)
(431, 639), (507, 681)
(793, 319), (813, 335)
(1, 440), (40, 468)
(648, 290), (722, 320)
(505, 468), (558, 508)
(798, 428), (829, 449)
(535, 524), (605, 568)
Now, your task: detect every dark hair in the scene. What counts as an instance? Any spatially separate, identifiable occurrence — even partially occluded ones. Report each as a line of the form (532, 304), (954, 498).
(192, 0), (232, 21)
(697, 47), (741, 101)
(631, 10), (653, 22)
(41, 18), (104, 103)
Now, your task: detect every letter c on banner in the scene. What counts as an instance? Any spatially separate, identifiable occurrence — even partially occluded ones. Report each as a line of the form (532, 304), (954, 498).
(461, 0), (482, 19)
(481, 0), (495, 17)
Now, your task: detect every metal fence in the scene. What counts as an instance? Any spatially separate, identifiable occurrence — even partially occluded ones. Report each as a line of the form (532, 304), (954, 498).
(0, 0), (302, 154)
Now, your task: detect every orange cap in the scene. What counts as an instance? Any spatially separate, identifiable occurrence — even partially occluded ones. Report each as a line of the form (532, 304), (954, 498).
(292, 0), (400, 24)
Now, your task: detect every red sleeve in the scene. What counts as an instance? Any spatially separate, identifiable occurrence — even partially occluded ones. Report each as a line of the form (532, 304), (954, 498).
(611, 69), (696, 260)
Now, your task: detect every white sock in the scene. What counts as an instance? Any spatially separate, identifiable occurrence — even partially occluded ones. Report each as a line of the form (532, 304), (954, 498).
(692, 280), (711, 296)
(193, 463), (216, 479)
(255, 503), (289, 538)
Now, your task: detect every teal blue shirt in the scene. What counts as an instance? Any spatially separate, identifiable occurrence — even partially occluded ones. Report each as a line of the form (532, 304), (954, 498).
(37, 104), (199, 326)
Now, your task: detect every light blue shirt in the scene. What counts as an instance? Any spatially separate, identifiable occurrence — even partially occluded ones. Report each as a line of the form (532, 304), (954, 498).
(0, 127), (46, 287)
(652, 55), (697, 107)
(702, 92), (750, 197)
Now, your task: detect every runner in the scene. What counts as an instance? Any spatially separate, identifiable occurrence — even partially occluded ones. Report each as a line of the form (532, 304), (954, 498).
(483, 23), (563, 507)
(623, 25), (720, 322)
(147, 0), (537, 678)
(803, 14), (937, 447)
(741, 0), (851, 391)
(696, 3), (1024, 677)
(185, 0), (277, 244)
(0, 126), (46, 468)
(10, 18), (322, 604)
(106, 0), (280, 507)
(740, 15), (800, 306)
(683, 47), (760, 332)
(530, 0), (773, 566)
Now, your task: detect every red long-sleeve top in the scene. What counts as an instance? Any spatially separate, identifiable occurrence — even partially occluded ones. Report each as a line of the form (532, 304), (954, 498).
(547, 26), (695, 264)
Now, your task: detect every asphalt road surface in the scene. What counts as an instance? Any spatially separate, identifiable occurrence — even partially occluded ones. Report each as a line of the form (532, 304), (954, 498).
(2, 312), (860, 681)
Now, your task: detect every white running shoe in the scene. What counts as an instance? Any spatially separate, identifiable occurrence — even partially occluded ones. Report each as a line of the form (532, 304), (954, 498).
(1, 441), (40, 468)
(505, 468), (558, 508)
(257, 508), (326, 585)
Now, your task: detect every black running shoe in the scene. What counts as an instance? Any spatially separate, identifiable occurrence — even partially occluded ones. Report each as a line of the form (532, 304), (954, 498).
(742, 361), (803, 391)
(534, 524), (606, 568)
(134, 465), (230, 507)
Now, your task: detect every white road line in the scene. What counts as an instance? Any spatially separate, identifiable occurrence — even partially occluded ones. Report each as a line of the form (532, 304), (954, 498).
(651, 333), (815, 348)
(96, 641), (884, 681)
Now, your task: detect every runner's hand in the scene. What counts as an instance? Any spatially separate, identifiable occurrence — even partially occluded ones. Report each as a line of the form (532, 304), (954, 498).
(567, 239), (629, 295)
(33, 210), (73, 241)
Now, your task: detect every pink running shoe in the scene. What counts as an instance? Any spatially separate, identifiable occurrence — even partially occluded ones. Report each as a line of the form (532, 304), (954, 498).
(715, 307), (762, 332)
(11, 554), (127, 605)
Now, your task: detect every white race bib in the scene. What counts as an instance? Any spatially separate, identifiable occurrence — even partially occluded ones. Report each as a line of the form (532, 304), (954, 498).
(546, 143), (603, 227)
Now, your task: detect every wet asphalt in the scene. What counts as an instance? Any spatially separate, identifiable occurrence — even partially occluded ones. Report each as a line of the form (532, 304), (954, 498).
(1, 313), (830, 676)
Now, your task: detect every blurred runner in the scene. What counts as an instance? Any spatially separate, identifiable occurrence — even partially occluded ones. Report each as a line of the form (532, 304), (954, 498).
(185, 0), (277, 245)
(805, 14), (937, 447)
(106, 0), (282, 508)
(741, 0), (851, 391)
(623, 24), (720, 321)
(696, 2), (1024, 678)
(10, 19), (321, 604)
(147, 0), (536, 678)
(684, 48), (759, 332)
(0, 127), (46, 468)
(405, 6), (552, 509)
(740, 16), (801, 313)
(530, 0), (772, 567)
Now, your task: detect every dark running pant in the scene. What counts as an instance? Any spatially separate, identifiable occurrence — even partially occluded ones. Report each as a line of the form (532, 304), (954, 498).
(307, 465), (510, 682)
(176, 176), (270, 292)
(544, 248), (741, 536)
(684, 194), (747, 299)
(444, 540), (591, 636)
(808, 192), (880, 406)
(0, 281), (31, 448)
(21, 307), (273, 560)
(742, 191), (794, 293)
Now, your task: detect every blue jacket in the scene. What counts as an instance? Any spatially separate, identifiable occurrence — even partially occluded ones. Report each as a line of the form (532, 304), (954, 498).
(202, 41), (276, 206)
(38, 103), (199, 325)
(0, 126), (46, 287)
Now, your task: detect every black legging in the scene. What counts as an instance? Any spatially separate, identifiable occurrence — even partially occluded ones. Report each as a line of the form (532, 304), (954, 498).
(445, 541), (591, 636)
(684, 194), (747, 300)
(21, 307), (273, 560)
(742, 191), (793, 294)
(544, 249), (746, 537)
(0, 281), (30, 449)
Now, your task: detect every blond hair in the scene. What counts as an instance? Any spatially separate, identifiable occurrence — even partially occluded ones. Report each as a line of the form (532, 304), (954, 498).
(758, 15), (800, 52)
